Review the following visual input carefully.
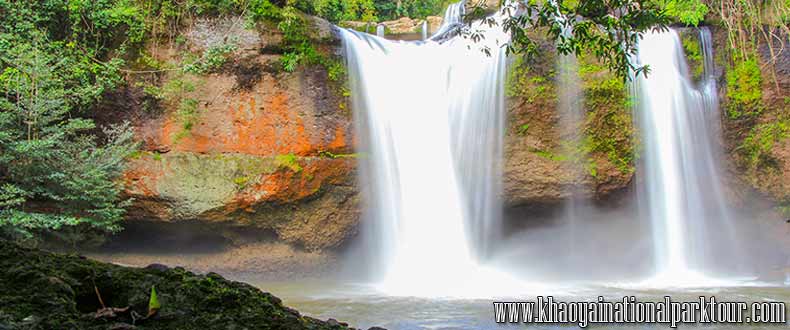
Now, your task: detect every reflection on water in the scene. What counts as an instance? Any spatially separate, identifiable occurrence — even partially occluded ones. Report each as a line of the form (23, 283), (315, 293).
(251, 280), (790, 330)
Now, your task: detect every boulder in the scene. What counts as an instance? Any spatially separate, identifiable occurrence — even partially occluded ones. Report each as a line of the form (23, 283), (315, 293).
(0, 241), (363, 329)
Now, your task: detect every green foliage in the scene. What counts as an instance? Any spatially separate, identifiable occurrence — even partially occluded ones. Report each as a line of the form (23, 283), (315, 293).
(500, 0), (669, 80)
(570, 138), (599, 178)
(778, 200), (790, 218)
(740, 120), (790, 168)
(277, 6), (325, 72)
(293, 0), (377, 22)
(183, 43), (238, 74)
(156, 74), (203, 141)
(286, 0), (453, 22)
(325, 59), (347, 82)
(281, 52), (302, 72)
(531, 148), (567, 161)
(0, 5), (125, 113)
(586, 154), (598, 177)
(275, 5), (348, 80)
(163, 76), (197, 97)
(233, 176), (251, 189)
(517, 123), (530, 136)
(142, 84), (165, 100)
(530, 142), (587, 177)
(580, 56), (636, 175)
(508, 51), (634, 177)
(655, 0), (708, 25)
(506, 56), (556, 102)
(174, 98), (201, 141)
(318, 150), (360, 158)
(530, 139), (598, 177)
(372, 0), (453, 20)
(0, 45), (138, 240)
(506, 57), (529, 97)
(149, 0), (282, 24)
(149, 286), (161, 312)
(726, 55), (763, 119)
(248, 0), (284, 21)
(681, 33), (704, 81)
(275, 153), (303, 172)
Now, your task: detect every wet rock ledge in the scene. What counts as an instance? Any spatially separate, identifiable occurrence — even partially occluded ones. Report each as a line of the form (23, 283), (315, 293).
(0, 240), (367, 330)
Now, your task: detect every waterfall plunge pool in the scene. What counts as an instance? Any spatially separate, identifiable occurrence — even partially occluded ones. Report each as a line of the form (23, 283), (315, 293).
(250, 279), (789, 330)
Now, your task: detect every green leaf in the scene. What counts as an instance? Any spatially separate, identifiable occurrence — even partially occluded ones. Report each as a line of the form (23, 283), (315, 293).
(149, 286), (161, 312)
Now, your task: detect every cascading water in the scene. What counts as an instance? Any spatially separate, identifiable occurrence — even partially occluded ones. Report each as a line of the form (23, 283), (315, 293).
(342, 1), (522, 297)
(555, 16), (587, 265)
(342, 1), (766, 298)
(430, 0), (465, 40)
(635, 28), (748, 284)
(555, 51), (587, 267)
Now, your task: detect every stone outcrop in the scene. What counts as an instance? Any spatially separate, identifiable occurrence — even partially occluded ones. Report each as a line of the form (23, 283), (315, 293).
(503, 100), (634, 207)
(722, 27), (790, 209)
(341, 16), (442, 36)
(122, 18), (358, 251)
(379, 17), (425, 34)
(756, 34), (790, 205)
(0, 240), (363, 330)
(503, 35), (635, 208)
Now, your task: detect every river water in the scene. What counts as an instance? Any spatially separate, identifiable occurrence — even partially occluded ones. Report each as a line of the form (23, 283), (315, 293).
(251, 279), (789, 329)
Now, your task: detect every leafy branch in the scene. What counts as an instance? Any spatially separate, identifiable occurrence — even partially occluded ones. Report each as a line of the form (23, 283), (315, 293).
(462, 0), (669, 80)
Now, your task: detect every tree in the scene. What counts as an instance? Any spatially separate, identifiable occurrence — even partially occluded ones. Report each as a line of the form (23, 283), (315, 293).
(0, 41), (138, 241)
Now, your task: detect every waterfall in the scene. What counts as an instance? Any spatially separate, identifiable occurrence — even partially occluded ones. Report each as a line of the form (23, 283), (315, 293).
(430, 0), (465, 40)
(634, 28), (747, 284)
(342, 1), (518, 297)
(554, 9), (587, 265)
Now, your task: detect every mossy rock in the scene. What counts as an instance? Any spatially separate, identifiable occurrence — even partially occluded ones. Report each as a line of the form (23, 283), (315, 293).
(0, 240), (357, 330)
(678, 28), (704, 84)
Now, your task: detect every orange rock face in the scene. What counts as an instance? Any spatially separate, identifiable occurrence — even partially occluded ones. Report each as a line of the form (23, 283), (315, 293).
(125, 58), (359, 250)
(148, 72), (353, 157)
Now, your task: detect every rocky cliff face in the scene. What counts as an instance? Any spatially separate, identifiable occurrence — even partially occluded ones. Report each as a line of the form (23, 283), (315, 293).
(117, 18), (788, 252)
(120, 17), (359, 251)
(722, 28), (790, 212)
(117, 18), (636, 251)
(504, 34), (635, 208)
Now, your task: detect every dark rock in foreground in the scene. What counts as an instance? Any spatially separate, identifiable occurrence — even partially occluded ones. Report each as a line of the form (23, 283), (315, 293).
(0, 240), (364, 330)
